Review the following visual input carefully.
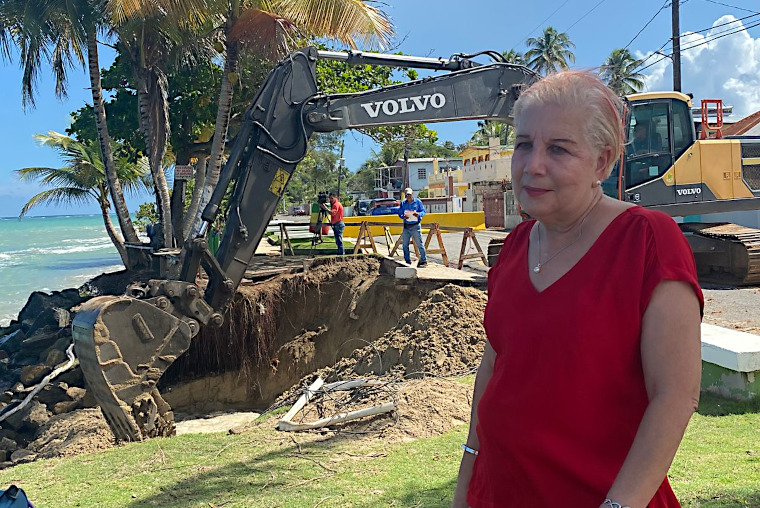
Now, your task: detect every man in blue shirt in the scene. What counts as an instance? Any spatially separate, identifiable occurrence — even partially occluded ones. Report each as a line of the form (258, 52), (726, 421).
(397, 187), (428, 267)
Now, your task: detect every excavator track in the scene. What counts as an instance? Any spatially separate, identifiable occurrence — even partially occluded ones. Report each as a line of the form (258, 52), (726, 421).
(72, 295), (198, 442)
(680, 223), (760, 286)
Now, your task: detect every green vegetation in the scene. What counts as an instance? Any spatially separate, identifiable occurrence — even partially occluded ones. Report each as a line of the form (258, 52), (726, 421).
(0, 385), (755, 507)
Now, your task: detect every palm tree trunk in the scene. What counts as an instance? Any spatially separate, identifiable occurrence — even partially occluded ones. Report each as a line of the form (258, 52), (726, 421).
(183, 156), (207, 240)
(87, 31), (140, 244)
(191, 38), (239, 233)
(98, 199), (129, 266)
(136, 67), (173, 249)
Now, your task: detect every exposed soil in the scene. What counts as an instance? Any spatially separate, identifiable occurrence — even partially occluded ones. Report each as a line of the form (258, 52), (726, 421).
(27, 409), (114, 459)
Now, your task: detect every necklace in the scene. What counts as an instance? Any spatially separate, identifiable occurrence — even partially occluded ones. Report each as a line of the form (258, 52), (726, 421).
(533, 192), (603, 274)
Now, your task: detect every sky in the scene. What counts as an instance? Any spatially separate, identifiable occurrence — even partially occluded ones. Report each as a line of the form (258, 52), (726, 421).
(1, 0), (759, 217)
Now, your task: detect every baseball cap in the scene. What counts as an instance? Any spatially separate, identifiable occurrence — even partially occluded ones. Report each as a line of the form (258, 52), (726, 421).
(404, 187), (413, 195)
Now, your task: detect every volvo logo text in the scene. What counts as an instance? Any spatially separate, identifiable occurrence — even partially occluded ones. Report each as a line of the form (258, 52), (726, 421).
(360, 93), (446, 118)
(676, 187), (701, 196)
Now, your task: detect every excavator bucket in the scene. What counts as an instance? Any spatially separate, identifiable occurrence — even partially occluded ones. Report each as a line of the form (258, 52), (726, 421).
(72, 295), (198, 442)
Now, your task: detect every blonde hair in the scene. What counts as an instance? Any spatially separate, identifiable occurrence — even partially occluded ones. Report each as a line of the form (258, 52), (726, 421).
(512, 70), (624, 177)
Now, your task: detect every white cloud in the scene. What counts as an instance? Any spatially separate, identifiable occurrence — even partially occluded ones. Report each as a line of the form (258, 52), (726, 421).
(636, 15), (760, 119)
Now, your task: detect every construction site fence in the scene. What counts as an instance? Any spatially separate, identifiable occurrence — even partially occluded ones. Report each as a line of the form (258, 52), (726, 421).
(342, 211), (485, 238)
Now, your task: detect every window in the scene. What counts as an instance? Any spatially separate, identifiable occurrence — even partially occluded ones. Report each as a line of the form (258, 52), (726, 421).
(417, 167), (427, 180)
(464, 160), (469, 166)
(672, 100), (694, 158)
(485, 154), (490, 161)
(626, 102), (672, 187)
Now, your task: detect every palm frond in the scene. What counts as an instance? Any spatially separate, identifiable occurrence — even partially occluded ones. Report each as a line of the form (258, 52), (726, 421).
(270, 0), (393, 50)
(18, 187), (92, 217)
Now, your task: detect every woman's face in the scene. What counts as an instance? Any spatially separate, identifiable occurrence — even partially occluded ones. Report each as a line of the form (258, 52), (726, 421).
(511, 102), (612, 225)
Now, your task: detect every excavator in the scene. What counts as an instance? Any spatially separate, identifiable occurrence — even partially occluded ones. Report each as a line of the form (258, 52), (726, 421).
(72, 46), (760, 442)
(602, 90), (760, 285)
(71, 46), (539, 442)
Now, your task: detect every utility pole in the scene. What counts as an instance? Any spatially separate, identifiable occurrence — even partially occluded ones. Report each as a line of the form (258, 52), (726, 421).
(672, 0), (682, 92)
(337, 140), (345, 198)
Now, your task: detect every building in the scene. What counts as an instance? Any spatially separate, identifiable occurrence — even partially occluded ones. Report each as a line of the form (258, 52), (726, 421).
(459, 139), (515, 216)
(374, 157), (462, 198)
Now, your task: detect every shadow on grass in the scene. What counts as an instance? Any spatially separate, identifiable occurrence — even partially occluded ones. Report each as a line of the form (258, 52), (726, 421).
(125, 434), (456, 508)
(697, 391), (760, 416)
(685, 491), (760, 507)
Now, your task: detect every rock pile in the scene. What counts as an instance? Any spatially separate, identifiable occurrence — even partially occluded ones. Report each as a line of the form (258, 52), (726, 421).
(0, 288), (109, 466)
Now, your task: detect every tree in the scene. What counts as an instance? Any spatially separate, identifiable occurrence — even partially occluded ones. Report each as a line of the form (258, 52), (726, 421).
(470, 120), (513, 147)
(502, 49), (525, 65)
(113, 1), (221, 248)
(525, 26), (575, 75)
(0, 0), (142, 246)
(15, 132), (149, 265)
(193, 0), (395, 236)
(600, 48), (644, 96)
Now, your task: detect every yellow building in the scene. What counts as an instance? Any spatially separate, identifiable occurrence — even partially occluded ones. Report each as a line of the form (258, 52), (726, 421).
(427, 158), (467, 198)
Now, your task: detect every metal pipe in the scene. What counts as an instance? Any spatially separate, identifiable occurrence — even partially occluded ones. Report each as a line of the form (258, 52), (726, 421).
(317, 49), (478, 71)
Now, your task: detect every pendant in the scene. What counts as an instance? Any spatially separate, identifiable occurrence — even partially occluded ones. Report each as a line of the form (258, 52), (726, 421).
(533, 264), (541, 273)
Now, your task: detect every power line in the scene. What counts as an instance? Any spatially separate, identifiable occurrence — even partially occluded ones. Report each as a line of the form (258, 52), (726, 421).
(623, 0), (671, 50)
(565, 0), (611, 32)
(686, 11), (760, 35)
(511, 0), (572, 49)
(634, 18), (760, 73)
(703, 0), (760, 14)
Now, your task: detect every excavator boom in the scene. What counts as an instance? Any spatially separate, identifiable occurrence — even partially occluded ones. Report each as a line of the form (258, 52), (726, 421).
(72, 47), (538, 441)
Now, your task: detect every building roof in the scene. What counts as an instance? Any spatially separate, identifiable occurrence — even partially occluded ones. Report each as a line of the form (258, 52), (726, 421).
(722, 110), (760, 137)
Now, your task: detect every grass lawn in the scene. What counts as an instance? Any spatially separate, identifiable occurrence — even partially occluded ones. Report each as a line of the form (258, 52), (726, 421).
(269, 235), (355, 255)
(0, 384), (756, 507)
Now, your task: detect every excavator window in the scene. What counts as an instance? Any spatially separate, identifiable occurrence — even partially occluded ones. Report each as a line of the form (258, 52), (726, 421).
(625, 102), (673, 188)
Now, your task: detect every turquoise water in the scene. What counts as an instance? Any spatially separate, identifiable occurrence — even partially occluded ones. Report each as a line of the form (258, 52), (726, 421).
(0, 214), (128, 326)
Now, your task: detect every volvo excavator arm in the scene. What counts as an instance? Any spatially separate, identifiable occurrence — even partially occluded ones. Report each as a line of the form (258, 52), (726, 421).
(72, 46), (537, 442)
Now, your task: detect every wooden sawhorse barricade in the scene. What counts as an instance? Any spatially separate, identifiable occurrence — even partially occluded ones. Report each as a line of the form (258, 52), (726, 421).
(352, 221), (487, 269)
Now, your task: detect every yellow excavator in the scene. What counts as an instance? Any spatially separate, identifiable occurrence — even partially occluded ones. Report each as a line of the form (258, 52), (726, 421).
(604, 91), (760, 285)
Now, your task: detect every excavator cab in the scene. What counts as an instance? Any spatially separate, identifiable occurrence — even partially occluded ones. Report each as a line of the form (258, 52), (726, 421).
(602, 92), (696, 205)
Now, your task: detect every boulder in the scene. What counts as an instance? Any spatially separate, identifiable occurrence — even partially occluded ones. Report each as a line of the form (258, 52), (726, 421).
(35, 383), (71, 407)
(0, 437), (17, 453)
(0, 330), (25, 355)
(20, 365), (51, 386)
(3, 400), (50, 432)
(17, 289), (82, 335)
(66, 387), (86, 402)
(57, 365), (83, 386)
(52, 400), (82, 415)
(21, 328), (61, 355)
(10, 448), (36, 464)
(43, 349), (67, 368)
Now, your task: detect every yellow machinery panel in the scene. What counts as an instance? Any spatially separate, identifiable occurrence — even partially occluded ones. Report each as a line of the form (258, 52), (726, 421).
(698, 140), (735, 199)
(671, 141), (702, 188)
(733, 142), (755, 198)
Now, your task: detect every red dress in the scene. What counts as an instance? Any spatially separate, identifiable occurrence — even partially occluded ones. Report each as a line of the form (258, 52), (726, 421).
(467, 207), (703, 508)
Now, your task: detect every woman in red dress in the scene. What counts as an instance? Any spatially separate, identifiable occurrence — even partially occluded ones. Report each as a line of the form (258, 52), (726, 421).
(451, 71), (703, 508)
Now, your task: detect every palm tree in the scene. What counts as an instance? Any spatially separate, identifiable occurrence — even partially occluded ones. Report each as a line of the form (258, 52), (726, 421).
(600, 48), (644, 96)
(113, 2), (222, 248)
(525, 26), (576, 75)
(502, 49), (525, 65)
(15, 132), (150, 265)
(470, 120), (511, 146)
(191, 0), (394, 237)
(0, 0), (142, 247)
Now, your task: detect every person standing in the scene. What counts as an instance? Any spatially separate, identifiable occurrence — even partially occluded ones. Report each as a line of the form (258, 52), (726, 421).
(452, 71), (702, 508)
(398, 188), (428, 267)
(321, 192), (344, 255)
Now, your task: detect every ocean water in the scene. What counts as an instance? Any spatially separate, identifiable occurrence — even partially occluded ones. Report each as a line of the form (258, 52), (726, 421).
(0, 214), (128, 326)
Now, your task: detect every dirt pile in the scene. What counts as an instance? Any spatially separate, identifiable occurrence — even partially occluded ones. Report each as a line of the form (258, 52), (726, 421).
(329, 284), (487, 379)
